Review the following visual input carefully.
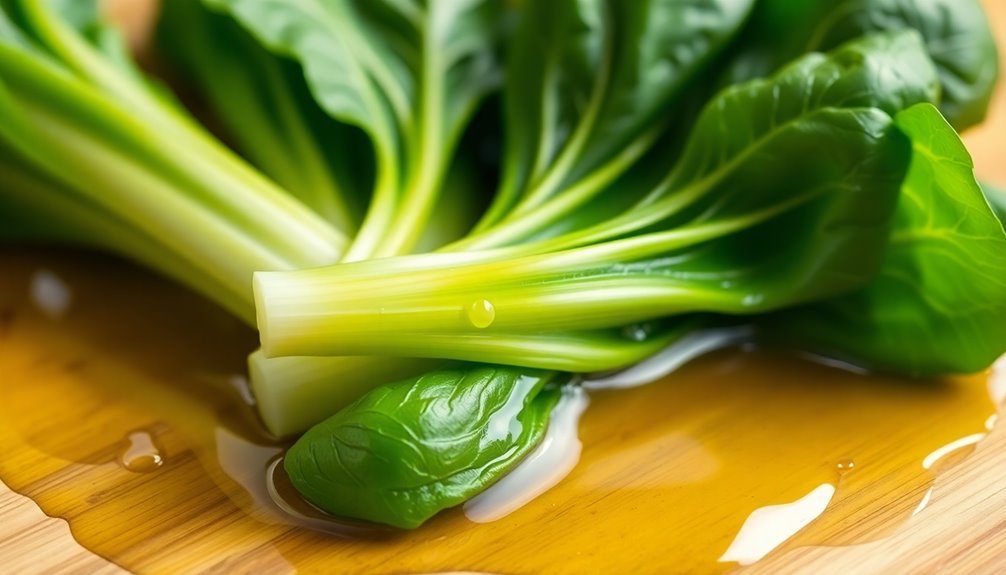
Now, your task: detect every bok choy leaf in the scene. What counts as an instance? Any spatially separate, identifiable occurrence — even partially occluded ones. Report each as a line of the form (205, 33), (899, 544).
(284, 365), (562, 529)
(767, 104), (1006, 375)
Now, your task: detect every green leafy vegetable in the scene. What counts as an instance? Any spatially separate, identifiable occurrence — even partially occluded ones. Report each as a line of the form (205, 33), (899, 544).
(234, 0), (761, 434)
(3, 0), (1006, 534)
(284, 366), (561, 529)
(253, 33), (929, 363)
(157, 0), (370, 232)
(723, 0), (1000, 130)
(767, 104), (1006, 375)
(203, 0), (503, 259)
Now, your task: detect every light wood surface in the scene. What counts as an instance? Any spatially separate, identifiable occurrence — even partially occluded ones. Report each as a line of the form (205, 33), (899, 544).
(3, 2), (1006, 574)
(745, 416), (1006, 574)
(0, 479), (125, 575)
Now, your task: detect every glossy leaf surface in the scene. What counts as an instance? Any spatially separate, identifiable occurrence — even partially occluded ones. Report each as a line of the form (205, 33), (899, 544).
(285, 366), (561, 529)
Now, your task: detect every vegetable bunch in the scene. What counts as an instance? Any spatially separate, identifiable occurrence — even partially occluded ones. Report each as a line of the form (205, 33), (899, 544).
(2, 0), (1005, 529)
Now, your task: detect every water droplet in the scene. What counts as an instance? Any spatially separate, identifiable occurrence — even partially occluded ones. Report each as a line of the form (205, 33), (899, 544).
(466, 299), (496, 329)
(623, 324), (649, 342)
(30, 269), (72, 319)
(836, 459), (855, 472)
(120, 430), (164, 473)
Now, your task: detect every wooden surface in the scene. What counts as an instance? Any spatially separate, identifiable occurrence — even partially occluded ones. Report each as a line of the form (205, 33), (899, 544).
(746, 414), (1006, 574)
(0, 485), (125, 575)
(3, 2), (1006, 574)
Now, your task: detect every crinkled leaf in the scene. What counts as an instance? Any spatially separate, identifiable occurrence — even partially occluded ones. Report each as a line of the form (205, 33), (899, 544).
(806, 0), (999, 131)
(723, 0), (998, 131)
(285, 366), (560, 529)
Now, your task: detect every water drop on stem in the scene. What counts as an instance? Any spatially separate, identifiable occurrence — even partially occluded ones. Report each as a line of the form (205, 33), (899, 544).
(466, 299), (496, 329)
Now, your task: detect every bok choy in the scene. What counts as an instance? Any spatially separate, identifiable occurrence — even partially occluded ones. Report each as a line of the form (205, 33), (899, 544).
(3, 0), (1006, 531)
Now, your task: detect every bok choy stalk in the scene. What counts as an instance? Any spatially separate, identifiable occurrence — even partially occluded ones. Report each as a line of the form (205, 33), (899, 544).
(254, 32), (932, 363)
(223, 0), (758, 435)
(0, 0), (347, 324)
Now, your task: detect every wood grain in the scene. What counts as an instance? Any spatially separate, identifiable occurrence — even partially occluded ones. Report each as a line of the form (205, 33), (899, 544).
(743, 418), (1006, 574)
(0, 479), (125, 575)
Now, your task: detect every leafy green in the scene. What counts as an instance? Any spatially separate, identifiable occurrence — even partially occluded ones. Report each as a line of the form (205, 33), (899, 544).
(723, 0), (999, 131)
(807, 0), (999, 131)
(284, 366), (561, 529)
(202, 0), (503, 259)
(233, 0), (759, 433)
(461, 0), (756, 247)
(157, 0), (369, 232)
(253, 33), (928, 362)
(767, 104), (1006, 375)
(3, 0), (1006, 534)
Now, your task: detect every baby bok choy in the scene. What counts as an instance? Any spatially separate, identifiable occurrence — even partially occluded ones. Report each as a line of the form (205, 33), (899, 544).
(204, 0), (759, 437)
(254, 32), (933, 363)
(272, 33), (970, 528)
(3, 0), (1006, 534)
(246, 0), (1005, 438)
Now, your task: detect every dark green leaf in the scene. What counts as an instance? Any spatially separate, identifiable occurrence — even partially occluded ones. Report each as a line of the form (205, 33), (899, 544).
(767, 104), (1006, 375)
(722, 0), (999, 131)
(479, 0), (755, 231)
(285, 366), (561, 529)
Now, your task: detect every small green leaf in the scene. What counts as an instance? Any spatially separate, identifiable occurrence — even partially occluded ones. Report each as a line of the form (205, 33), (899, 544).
(285, 366), (561, 529)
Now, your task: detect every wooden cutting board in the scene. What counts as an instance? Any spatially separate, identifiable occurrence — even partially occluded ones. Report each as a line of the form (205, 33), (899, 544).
(3, 2), (1006, 574)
